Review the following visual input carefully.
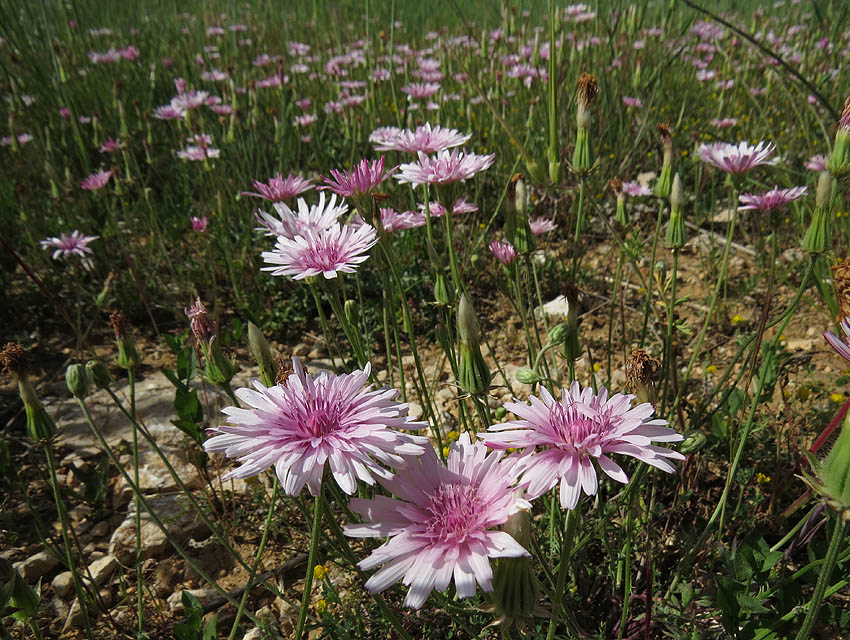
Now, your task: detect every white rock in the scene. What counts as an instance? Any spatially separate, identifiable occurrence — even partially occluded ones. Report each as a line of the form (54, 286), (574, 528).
(167, 588), (219, 613)
(52, 571), (74, 598)
(406, 402), (423, 420)
(539, 296), (569, 320)
(14, 549), (59, 583)
(87, 554), (118, 586)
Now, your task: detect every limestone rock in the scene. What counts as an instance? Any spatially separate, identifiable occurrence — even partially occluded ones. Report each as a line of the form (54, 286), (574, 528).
(14, 549), (59, 583)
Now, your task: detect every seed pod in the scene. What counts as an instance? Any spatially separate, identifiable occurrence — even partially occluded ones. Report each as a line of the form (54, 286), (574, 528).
(65, 363), (90, 399)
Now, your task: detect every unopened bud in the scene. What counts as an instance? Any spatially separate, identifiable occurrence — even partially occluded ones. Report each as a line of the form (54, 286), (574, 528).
(434, 272), (452, 307)
(515, 367), (540, 385)
(802, 172), (834, 254)
(65, 363), (90, 398)
(514, 176), (527, 217)
(248, 322), (277, 387)
(666, 173), (687, 249)
(85, 360), (113, 389)
(457, 294), (480, 344)
(547, 323), (569, 345)
(204, 336), (235, 386)
(344, 299), (360, 327)
(827, 96), (850, 178)
(457, 294), (491, 397)
(492, 506), (536, 630)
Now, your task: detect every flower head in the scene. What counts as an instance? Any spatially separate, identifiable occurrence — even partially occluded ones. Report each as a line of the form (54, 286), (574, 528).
(825, 317), (850, 363)
(40, 230), (99, 264)
(320, 157), (395, 198)
(241, 173), (314, 202)
(373, 123), (472, 154)
(99, 139), (124, 153)
(395, 149), (495, 186)
(191, 216), (209, 232)
(490, 240), (516, 265)
(529, 217), (557, 235)
(481, 382), (684, 509)
(344, 434), (531, 609)
(204, 358), (428, 496)
(185, 297), (214, 342)
(400, 82), (441, 99)
(806, 154), (827, 172)
(621, 181), (652, 197)
(697, 141), (775, 173)
(177, 145), (220, 161)
(80, 169), (112, 191)
(254, 192), (347, 239)
(261, 221), (378, 280)
(738, 185), (807, 213)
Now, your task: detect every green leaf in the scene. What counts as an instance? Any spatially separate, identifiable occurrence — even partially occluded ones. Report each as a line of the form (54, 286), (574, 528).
(202, 613), (218, 640)
(716, 576), (741, 635)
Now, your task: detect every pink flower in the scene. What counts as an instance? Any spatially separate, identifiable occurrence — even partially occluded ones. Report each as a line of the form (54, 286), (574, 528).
(153, 104), (185, 120)
(489, 240), (516, 264)
(400, 82), (440, 99)
(738, 186), (807, 212)
(805, 154), (827, 171)
(242, 173), (314, 202)
(622, 96), (643, 108)
(261, 221), (378, 280)
(480, 382), (684, 509)
(184, 297), (214, 341)
(99, 139), (124, 153)
(204, 358), (428, 496)
(191, 215), (209, 232)
(395, 150), (495, 186)
(80, 169), (112, 191)
(710, 118), (738, 128)
(825, 318), (850, 363)
(416, 198), (479, 218)
(59, 107), (71, 119)
(293, 114), (317, 127)
(621, 181), (652, 197)
(320, 157), (395, 198)
(344, 433), (531, 609)
(373, 123), (472, 154)
(697, 141), (776, 174)
(255, 193), (347, 239)
(177, 145), (220, 161)
(40, 230), (99, 263)
(529, 217), (558, 235)
(374, 208), (422, 232)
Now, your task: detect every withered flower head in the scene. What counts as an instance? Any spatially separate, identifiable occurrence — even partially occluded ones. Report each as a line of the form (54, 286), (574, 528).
(608, 176), (623, 193)
(275, 353), (293, 385)
(576, 73), (598, 109)
(0, 342), (28, 377)
(110, 311), (128, 341)
(832, 258), (850, 319)
(656, 122), (671, 142)
(625, 348), (661, 393)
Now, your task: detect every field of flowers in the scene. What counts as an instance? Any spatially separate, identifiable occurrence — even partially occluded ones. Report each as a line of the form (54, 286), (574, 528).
(2, 0), (850, 638)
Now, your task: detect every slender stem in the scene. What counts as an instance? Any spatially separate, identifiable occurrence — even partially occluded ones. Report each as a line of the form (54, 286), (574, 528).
(570, 181), (586, 279)
(639, 200), (666, 347)
(129, 367), (144, 638)
(546, 508), (578, 640)
(229, 476), (279, 640)
(661, 249), (679, 413)
(309, 283), (341, 369)
(794, 517), (849, 640)
(294, 485), (325, 640)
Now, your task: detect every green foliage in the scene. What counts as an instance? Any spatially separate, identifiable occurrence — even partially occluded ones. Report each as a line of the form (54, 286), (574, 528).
(173, 591), (217, 640)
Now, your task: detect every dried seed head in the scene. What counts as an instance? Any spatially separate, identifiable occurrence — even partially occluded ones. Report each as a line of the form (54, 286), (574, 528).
(656, 122), (671, 143)
(0, 342), (28, 377)
(608, 176), (623, 193)
(625, 348), (661, 403)
(832, 258), (850, 319)
(110, 311), (127, 341)
(275, 354), (293, 385)
(576, 73), (598, 109)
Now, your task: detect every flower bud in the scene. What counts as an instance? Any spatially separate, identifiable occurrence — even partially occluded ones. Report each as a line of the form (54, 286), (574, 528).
(802, 171), (834, 254)
(679, 430), (707, 454)
(827, 96), (850, 178)
(572, 73), (598, 173)
(514, 176), (527, 217)
(111, 312), (141, 369)
(65, 363), (90, 399)
(433, 272), (452, 307)
(666, 173), (687, 249)
(248, 321), (277, 388)
(547, 323), (569, 345)
(204, 336), (235, 386)
(457, 294), (480, 345)
(560, 285), (581, 361)
(653, 123), (673, 198)
(515, 367), (540, 385)
(344, 299), (360, 327)
(492, 506), (538, 631)
(85, 359), (113, 389)
(457, 295), (491, 396)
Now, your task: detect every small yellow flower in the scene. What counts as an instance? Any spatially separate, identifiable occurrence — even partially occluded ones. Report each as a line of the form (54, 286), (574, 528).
(446, 430), (460, 442)
(705, 364), (718, 374)
(316, 599), (327, 615)
(830, 393), (846, 404)
(442, 446), (450, 458)
(730, 314), (745, 326)
(313, 565), (327, 581)
(593, 362), (601, 373)
(755, 472), (770, 484)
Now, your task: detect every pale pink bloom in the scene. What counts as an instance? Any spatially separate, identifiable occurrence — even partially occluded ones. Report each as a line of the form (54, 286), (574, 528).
(118, 46), (140, 61)
(256, 74), (285, 89)
(209, 104), (233, 115)
(805, 154), (827, 171)
(368, 126), (403, 148)
(99, 139), (124, 153)
(40, 230), (99, 263)
(621, 181), (652, 197)
(253, 54), (274, 67)
(191, 215), (209, 232)
(697, 141), (776, 173)
(481, 382), (684, 509)
(622, 96), (643, 108)
(261, 221), (378, 280)
(824, 317), (850, 363)
(375, 208), (422, 232)
(490, 240), (516, 264)
(204, 358), (428, 496)
(530, 217), (558, 235)
(191, 133), (214, 146)
(373, 123), (472, 154)
(242, 173), (314, 202)
(255, 193), (348, 239)
(395, 150), (495, 186)
(710, 118), (738, 128)
(695, 69), (717, 82)
(301, 135), (311, 143)
(372, 68), (391, 81)
(177, 145), (220, 161)
(229, 23), (248, 32)
(296, 98), (311, 110)
(293, 114), (317, 127)
(59, 107), (71, 119)
(201, 69), (228, 81)
(738, 185), (807, 212)
(417, 198), (479, 218)
(400, 82), (441, 99)
(172, 90), (209, 111)
(153, 104), (185, 120)
(344, 433), (531, 609)
(320, 157), (395, 197)
(88, 49), (121, 64)
(206, 26), (225, 36)
(80, 169), (112, 191)
(1, 133), (33, 147)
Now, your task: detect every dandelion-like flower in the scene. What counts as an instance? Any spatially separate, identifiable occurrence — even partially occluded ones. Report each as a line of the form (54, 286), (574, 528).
(241, 173), (314, 202)
(805, 154), (827, 172)
(697, 141), (775, 174)
(621, 181), (652, 197)
(400, 82), (441, 99)
(320, 157), (395, 198)
(190, 216), (209, 232)
(368, 126), (403, 148)
(40, 230), (99, 265)
(490, 240), (516, 264)
(177, 146), (220, 161)
(254, 192), (347, 239)
(80, 169), (112, 191)
(738, 185), (807, 212)
(261, 221), (378, 280)
(373, 123), (472, 154)
(395, 149), (495, 186)
(99, 139), (124, 153)
(184, 297), (214, 342)
(204, 358), (428, 496)
(480, 382), (684, 509)
(344, 434), (531, 609)
(529, 217), (557, 235)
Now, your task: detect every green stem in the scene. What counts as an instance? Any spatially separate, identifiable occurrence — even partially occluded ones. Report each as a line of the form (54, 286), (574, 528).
(570, 181), (586, 280)
(639, 200), (666, 346)
(546, 508), (579, 640)
(793, 517), (849, 640)
(661, 249), (679, 413)
(229, 476), (279, 640)
(129, 367), (144, 638)
(294, 485), (325, 640)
